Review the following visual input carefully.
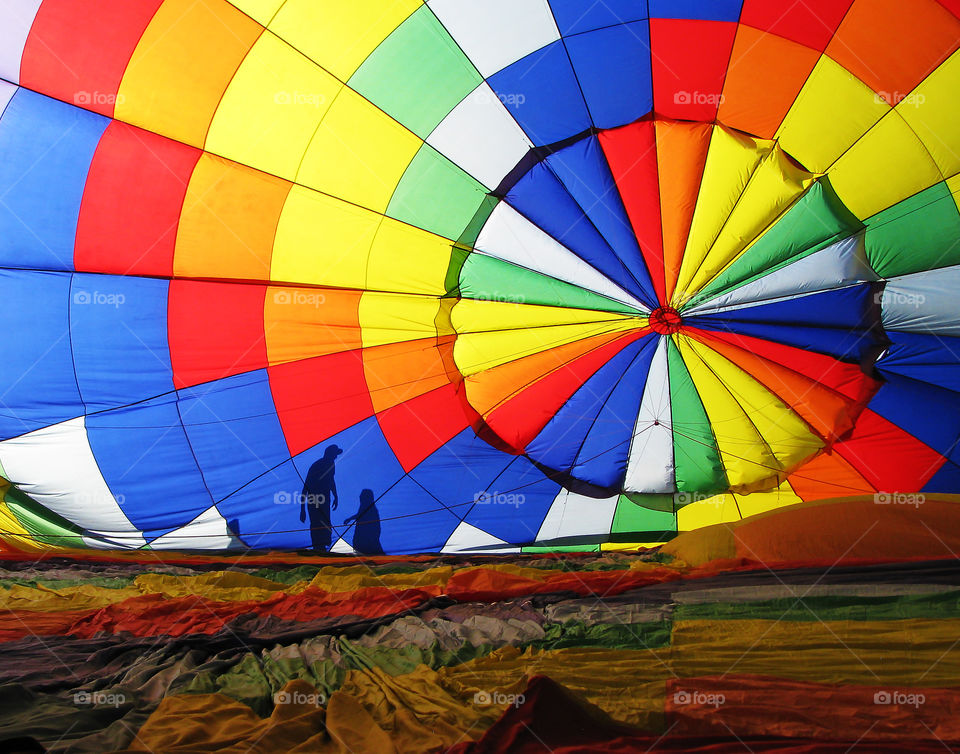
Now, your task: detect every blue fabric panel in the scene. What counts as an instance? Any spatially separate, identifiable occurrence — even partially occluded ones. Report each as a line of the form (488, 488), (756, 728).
(178, 369), (290, 503)
(526, 340), (643, 473)
(564, 21), (653, 128)
(0, 89), (107, 271)
(488, 40), (591, 145)
(550, 0), (648, 34)
(464, 455), (561, 544)
(649, 0), (742, 21)
(86, 393), (213, 538)
(572, 335), (659, 487)
(217, 460), (310, 550)
(70, 273), (172, 412)
(507, 161), (648, 301)
(356, 475), (461, 554)
(0, 269), (84, 440)
(545, 135), (656, 303)
(922, 461), (960, 493)
(876, 332), (960, 393)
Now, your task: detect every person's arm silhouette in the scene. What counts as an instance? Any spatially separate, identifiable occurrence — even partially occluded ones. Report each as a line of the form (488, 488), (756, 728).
(299, 491), (306, 523)
(331, 477), (339, 511)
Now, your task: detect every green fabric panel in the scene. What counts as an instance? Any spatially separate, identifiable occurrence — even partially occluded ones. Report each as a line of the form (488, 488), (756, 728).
(458, 194), (499, 248)
(531, 620), (671, 650)
(522, 544), (600, 553)
(666, 338), (726, 493)
(622, 492), (676, 513)
(864, 180), (960, 278)
(387, 144), (489, 240)
(3, 485), (84, 547)
(347, 6), (482, 139)
(675, 591), (960, 622)
(688, 178), (863, 308)
(611, 495), (676, 534)
(459, 253), (642, 314)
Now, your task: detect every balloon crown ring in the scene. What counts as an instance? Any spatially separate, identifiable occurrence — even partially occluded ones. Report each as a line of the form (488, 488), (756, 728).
(649, 306), (683, 335)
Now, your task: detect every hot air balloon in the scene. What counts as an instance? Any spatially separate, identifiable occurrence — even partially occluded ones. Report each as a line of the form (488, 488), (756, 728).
(0, 0), (958, 555)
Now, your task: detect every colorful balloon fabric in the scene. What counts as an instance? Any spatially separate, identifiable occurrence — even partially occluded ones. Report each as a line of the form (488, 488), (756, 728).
(0, 0), (959, 553)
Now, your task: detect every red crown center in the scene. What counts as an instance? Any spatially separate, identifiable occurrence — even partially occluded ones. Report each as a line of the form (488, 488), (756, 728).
(649, 306), (683, 335)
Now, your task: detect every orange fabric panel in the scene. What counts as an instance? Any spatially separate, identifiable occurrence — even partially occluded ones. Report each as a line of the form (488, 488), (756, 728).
(826, 0), (960, 104)
(787, 451), (875, 500)
(655, 121), (713, 300)
(719, 25), (821, 139)
(264, 287), (362, 366)
(175, 153), (291, 280)
(363, 336), (456, 414)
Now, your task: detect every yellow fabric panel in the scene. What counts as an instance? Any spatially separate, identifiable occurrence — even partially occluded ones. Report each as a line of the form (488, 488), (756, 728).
(734, 480), (802, 519)
(174, 153), (290, 281)
(897, 49), (960, 178)
(455, 319), (641, 376)
(671, 618), (960, 687)
(271, 186), (380, 288)
(675, 336), (779, 489)
(0, 501), (65, 553)
(359, 292), (441, 348)
(365, 219), (453, 296)
(116, 0), (261, 147)
(269, 0), (422, 81)
(776, 55), (889, 174)
(452, 299), (637, 334)
(225, 0), (284, 25)
(206, 32), (341, 181)
(297, 86), (422, 213)
(676, 494), (742, 531)
(949, 173), (960, 213)
(674, 126), (769, 306)
(828, 110), (944, 219)
(0, 582), (140, 611)
(683, 336), (823, 485)
(686, 149), (815, 296)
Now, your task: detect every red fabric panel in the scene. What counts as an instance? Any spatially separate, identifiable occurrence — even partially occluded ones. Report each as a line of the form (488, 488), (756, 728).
(269, 350), (374, 456)
(75, 121), (200, 277)
(939, 0), (960, 18)
(740, 0), (853, 50)
(650, 19), (738, 121)
(376, 383), (472, 472)
(832, 409), (945, 492)
(20, 0), (162, 116)
(483, 331), (647, 451)
(599, 120), (666, 304)
(168, 280), (267, 389)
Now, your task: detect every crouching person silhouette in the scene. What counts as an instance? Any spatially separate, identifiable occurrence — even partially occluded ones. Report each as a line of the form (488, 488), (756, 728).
(299, 444), (342, 552)
(344, 488), (383, 555)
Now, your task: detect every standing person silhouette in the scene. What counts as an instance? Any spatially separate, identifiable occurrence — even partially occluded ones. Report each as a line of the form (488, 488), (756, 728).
(299, 445), (342, 551)
(344, 488), (383, 555)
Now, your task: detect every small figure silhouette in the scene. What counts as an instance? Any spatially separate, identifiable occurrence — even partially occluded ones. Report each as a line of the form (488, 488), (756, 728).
(299, 445), (342, 551)
(344, 488), (383, 555)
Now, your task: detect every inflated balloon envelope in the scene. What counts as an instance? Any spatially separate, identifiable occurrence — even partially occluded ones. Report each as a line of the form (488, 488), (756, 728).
(0, 0), (958, 554)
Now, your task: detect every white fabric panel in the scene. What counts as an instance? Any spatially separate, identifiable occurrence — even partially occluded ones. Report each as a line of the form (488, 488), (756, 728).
(686, 236), (876, 315)
(535, 488), (618, 541)
(0, 417), (145, 548)
(442, 520), (518, 553)
(474, 202), (649, 312)
(0, 80), (17, 118)
(427, 82), (533, 190)
(624, 337), (675, 493)
(427, 0), (559, 78)
(150, 506), (241, 550)
(330, 536), (356, 554)
(882, 264), (960, 335)
(0, 0), (42, 85)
